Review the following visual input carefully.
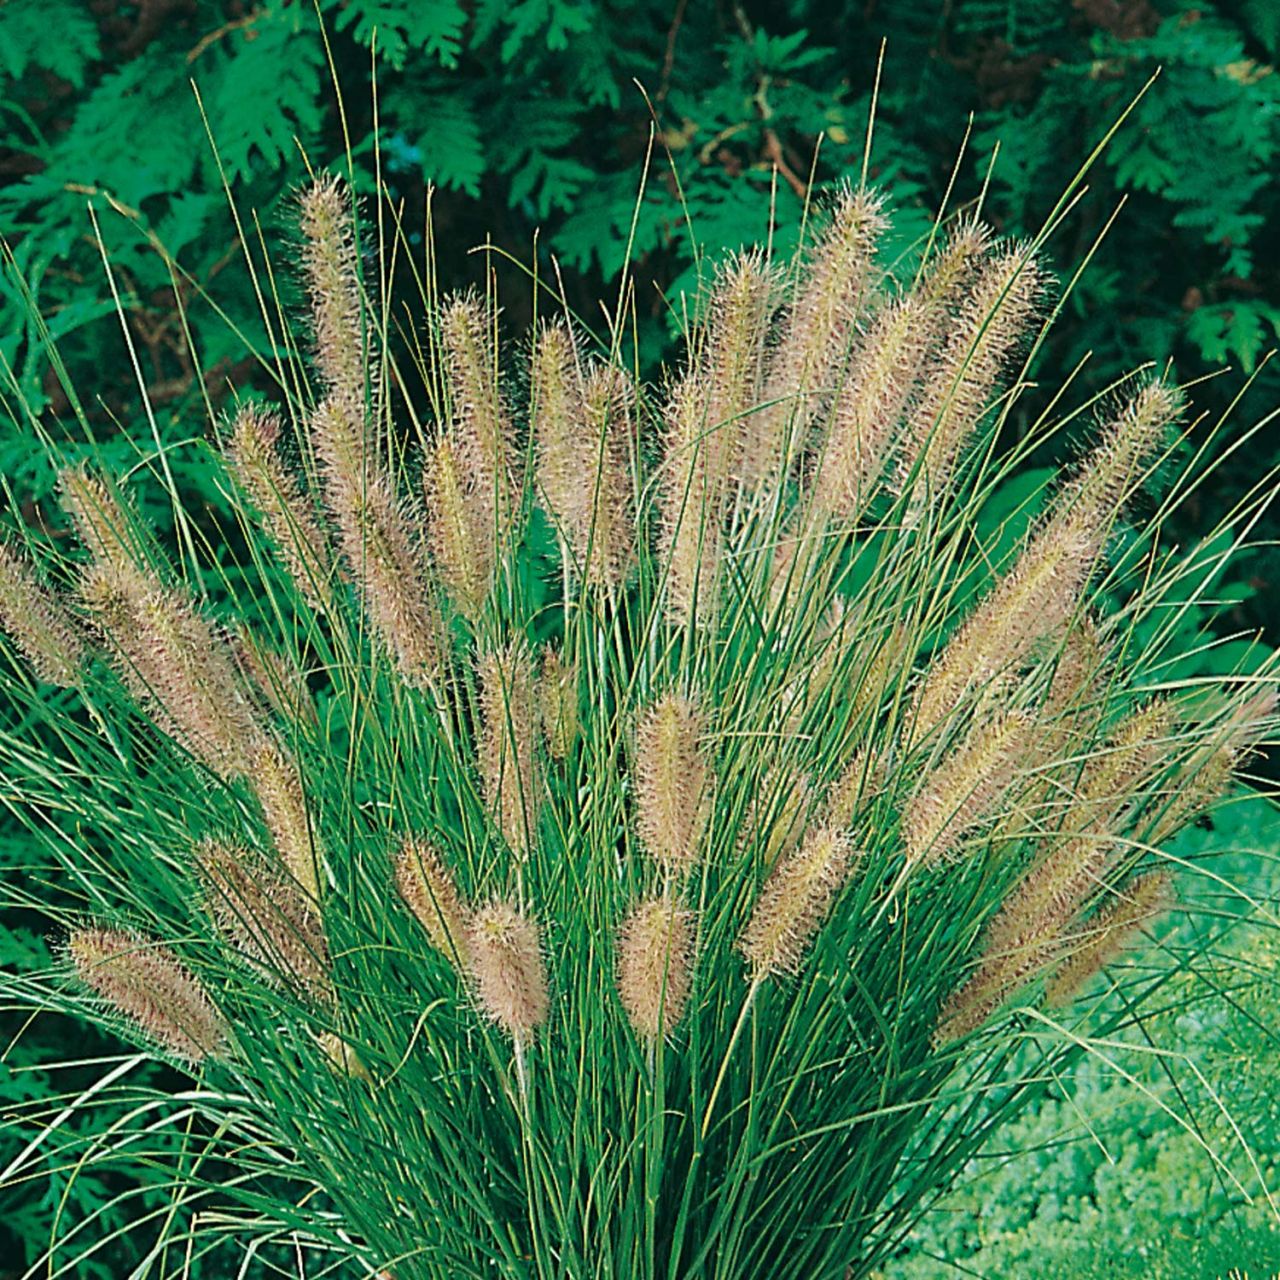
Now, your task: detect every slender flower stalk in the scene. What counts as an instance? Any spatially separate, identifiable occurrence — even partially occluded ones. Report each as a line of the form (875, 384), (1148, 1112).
(634, 692), (712, 882)
(0, 541), (84, 686)
(395, 837), (472, 969)
(225, 404), (334, 609)
(478, 641), (540, 857)
(739, 826), (856, 979)
(616, 893), (695, 1042)
(195, 840), (332, 1004)
(69, 927), (228, 1062)
(468, 901), (549, 1041)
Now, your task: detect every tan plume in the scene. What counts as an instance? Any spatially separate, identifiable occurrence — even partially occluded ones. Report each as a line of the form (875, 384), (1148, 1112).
(739, 826), (856, 980)
(225, 404), (334, 609)
(395, 837), (472, 969)
(69, 927), (228, 1062)
(478, 640), (541, 856)
(634, 691), (712, 881)
(0, 541), (84, 686)
(468, 901), (549, 1040)
(616, 893), (695, 1041)
(196, 839), (332, 1005)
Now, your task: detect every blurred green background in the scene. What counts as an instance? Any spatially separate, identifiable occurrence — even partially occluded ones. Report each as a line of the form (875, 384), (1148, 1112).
(1, 1), (1278, 1275)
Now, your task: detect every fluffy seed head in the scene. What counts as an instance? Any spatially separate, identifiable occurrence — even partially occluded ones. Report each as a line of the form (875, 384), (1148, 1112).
(912, 517), (1101, 739)
(1044, 871), (1174, 1007)
(69, 927), (228, 1062)
(252, 741), (322, 899)
(703, 250), (774, 493)
(902, 247), (1043, 501)
(59, 464), (149, 571)
(439, 293), (517, 529)
(739, 826), (856, 979)
(80, 562), (264, 777)
(810, 294), (930, 522)
(225, 404), (334, 609)
(616, 894), (695, 1041)
(1058, 380), (1184, 525)
(634, 692), (712, 880)
(478, 640), (541, 856)
(0, 541), (84, 686)
(905, 710), (1034, 865)
(467, 901), (549, 1040)
(538, 645), (578, 759)
(394, 837), (471, 968)
(423, 432), (494, 621)
(763, 187), (887, 468)
(328, 453), (442, 688)
(195, 839), (332, 1004)
(299, 175), (369, 403)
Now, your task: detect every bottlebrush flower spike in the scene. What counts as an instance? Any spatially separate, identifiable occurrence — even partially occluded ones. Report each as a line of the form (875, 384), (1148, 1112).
(69, 927), (229, 1062)
(703, 250), (774, 493)
(0, 541), (84, 686)
(809, 294), (930, 522)
(478, 641), (540, 856)
(935, 700), (1176, 1042)
(1044, 871), (1174, 1007)
(225, 404), (334, 610)
(395, 837), (472, 969)
(59, 464), (151, 572)
(79, 561), (263, 778)
(423, 431), (494, 622)
(299, 175), (370, 406)
(905, 710), (1034, 865)
(252, 741), (323, 900)
(616, 894), (695, 1042)
(538, 644), (578, 759)
(739, 826), (857, 980)
(325, 451), (442, 688)
(761, 186), (887, 474)
(533, 322), (636, 592)
(634, 692), (712, 881)
(468, 901), (549, 1041)
(901, 247), (1043, 502)
(439, 293), (518, 533)
(196, 839), (333, 1005)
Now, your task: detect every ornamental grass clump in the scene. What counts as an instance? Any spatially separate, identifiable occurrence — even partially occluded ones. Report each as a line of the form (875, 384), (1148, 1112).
(0, 160), (1277, 1280)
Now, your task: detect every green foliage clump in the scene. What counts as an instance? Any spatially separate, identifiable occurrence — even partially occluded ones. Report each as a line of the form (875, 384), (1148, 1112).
(0, 147), (1277, 1277)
